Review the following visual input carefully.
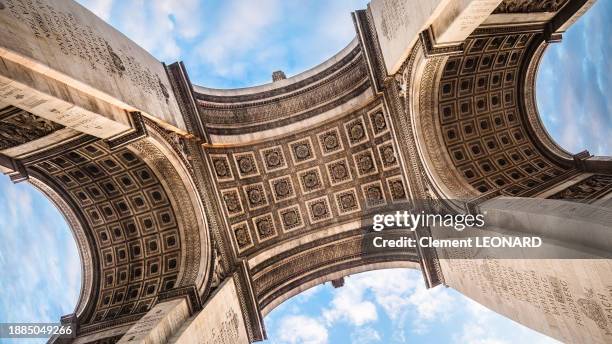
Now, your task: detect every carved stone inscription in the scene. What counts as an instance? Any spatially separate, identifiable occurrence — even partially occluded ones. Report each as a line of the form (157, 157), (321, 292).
(0, 0), (184, 130)
(117, 299), (190, 344)
(433, 0), (502, 44)
(200, 310), (241, 344)
(439, 257), (612, 343)
(370, 0), (444, 73)
(0, 76), (127, 138)
(378, 0), (409, 41)
(171, 276), (249, 344)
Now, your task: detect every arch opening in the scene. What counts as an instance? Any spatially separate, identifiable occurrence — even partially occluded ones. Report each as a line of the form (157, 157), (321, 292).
(261, 267), (554, 343)
(0, 176), (82, 325)
(535, 0), (612, 157)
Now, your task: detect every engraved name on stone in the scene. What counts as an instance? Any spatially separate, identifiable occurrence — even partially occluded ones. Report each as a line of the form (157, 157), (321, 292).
(3, 0), (170, 102)
(201, 310), (241, 344)
(444, 255), (612, 335)
(379, 0), (408, 40)
(455, 0), (501, 32)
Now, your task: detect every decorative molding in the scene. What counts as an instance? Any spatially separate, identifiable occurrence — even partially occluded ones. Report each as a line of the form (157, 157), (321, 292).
(0, 153), (29, 183)
(352, 8), (388, 93)
(195, 45), (362, 103)
(233, 262), (266, 342)
(493, 0), (569, 13)
(0, 106), (64, 150)
(128, 138), (205, 291)
(157, 285), (202, 313)
(520, 38), (574, 166)
(413, 45), (477, 200)
(548, 175), (612, 203)
(197, 51), (369, 133)
(204, 99), (406, 258)
(166, 62), (235, 303)
(105, 112), (148, 150)
(419, 27), (464, 58)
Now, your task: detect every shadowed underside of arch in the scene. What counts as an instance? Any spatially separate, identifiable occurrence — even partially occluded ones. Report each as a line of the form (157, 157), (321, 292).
(435, 33), (576, 197)
(0, 115), (212, 337)
(1, 0), (612, 343)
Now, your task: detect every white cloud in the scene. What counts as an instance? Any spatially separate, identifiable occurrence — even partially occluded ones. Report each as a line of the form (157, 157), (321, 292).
(350, 327), (381, 344)
(0, 179), (81, 325)
(321, 275), (379, 326)
(321, 269), (456, 334)
(407, 283), (455, 334)
(296, 284), (324, 303)
(78, 0), (204, 61)
(276, 315), (328, 344)
(79, 0), (370, 87)
(264, 268), (558, 343)
(452, 298), (560, 344)
(78, 0), (114, 21)
(195, 0), (282, 79)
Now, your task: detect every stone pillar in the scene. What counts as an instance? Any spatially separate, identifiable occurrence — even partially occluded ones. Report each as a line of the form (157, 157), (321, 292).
(368, 0), (502, 74)
(0, 0), (187, 136)
(430, 0), (502, 45)
(168, 276), (250, 344)
(431, 197), (612, 343)
(117, 299), (190, 344)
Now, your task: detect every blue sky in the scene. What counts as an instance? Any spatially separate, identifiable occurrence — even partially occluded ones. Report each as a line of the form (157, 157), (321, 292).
(0, 177), (80, 344)
(536, 0), (612, 155)
(0, 0), (610, 343)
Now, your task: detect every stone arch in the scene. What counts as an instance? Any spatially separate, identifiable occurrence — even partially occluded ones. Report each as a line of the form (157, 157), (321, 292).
(405, 40), (478, 206)
(260, 260), (420, 316)
(15, 130), (211, 334)
(409, 30), (580, 203)
(28, 175), (97, 320)
(250, 227), (420, 313)
(129, 123), (212, 296)
(521, 39), (575, 165)
(194, 38), (372, 143)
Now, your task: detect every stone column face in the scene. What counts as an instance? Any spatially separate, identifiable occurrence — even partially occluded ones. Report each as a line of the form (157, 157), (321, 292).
(432, 198), (612, 343)
(169, 276), (250, 344)
(430, 0), (502, 44)
(0, 0), (186, 135)
(369, 0), (444, 73)
(440, 258), (612, 343)
(368, 0), (501, 74)
(117, 299), (190, 344)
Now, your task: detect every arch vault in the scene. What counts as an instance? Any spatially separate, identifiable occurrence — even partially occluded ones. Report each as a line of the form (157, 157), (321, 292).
(0, 0), (611, 343)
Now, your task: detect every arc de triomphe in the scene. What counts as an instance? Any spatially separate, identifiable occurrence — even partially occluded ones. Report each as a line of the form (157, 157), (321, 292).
(1, 0), (611, 343)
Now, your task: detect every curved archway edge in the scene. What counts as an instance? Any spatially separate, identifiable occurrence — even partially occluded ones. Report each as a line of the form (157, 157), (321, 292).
(0, 0), (611, 343)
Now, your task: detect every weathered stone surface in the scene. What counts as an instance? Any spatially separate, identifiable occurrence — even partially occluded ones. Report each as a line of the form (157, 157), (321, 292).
(169, 277), (249, 344)
(369, 0), (501, 74)
(0, 105), (63, 150)
(117, 299), (190, 344)
(0, 1), (608, 343)
(0, 0), (185, 133)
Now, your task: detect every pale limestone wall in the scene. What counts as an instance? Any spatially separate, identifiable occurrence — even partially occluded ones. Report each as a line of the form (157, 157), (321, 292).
(117, 299), (190, 344)
(430, 0), (502, 44)
(432, 198), (612, 343)
(370, 0), (444, 73)
(169, 277), (250, 344)
(369, 0), (501, 74)
(439, 259), (612, 343)
(0, 0), (185, 135)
